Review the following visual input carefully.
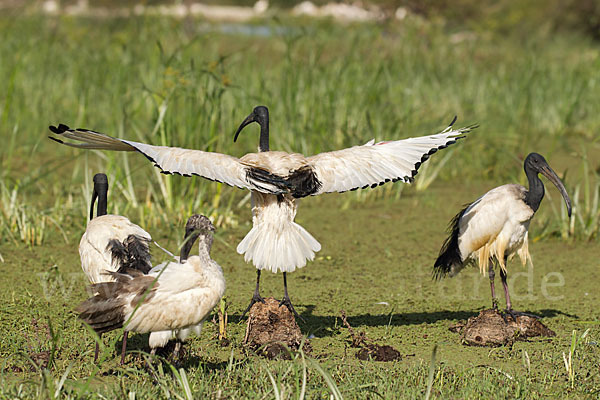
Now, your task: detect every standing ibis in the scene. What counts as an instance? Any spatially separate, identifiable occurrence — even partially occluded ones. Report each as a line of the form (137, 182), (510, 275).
(434, 152), (572, 315)
(49, 108), (475, 318)
(145, 215), (214, 357)
(77, 214), (225, 361)
(80, 173), (153, 363)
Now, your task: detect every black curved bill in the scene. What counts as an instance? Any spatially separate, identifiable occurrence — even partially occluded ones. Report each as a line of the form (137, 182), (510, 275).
(540, 166), (572, 217)
(234, 113), (256, 142)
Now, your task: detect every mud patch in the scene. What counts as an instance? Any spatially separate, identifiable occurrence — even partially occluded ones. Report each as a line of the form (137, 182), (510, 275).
(244, 297), (311, 359)
(451, 309), (556, 346)
(341, 310), (402, 362)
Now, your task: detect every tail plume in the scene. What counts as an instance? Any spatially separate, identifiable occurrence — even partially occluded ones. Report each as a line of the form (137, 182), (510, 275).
(77, 271), (157, 334)
(77, 280), (126, 334)
(107, 235), (152, 275)
(433, 204), (469, 279)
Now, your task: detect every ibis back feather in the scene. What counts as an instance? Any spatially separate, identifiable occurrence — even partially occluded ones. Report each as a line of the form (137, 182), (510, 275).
(77, 254), (225, 336)
(434, 184), (534, 278)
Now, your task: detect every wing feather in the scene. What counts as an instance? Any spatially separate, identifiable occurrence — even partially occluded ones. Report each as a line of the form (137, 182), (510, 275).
(48, 124), (287, 195)
(307, 120), (477, 195)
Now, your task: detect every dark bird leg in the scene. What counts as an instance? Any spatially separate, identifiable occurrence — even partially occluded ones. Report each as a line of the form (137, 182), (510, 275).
(279, 272), (304, 322)
(488, 263), (498, 310)
(120, 332), (129, 365)
(171, 340), (184, 367)
(500, 268), (512, 311)
(240, 270), (265, 319)
(500, 268), (539, 319)
(93, 336), (101, 363)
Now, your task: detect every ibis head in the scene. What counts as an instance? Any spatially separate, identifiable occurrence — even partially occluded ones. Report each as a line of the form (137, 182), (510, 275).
(180, 215), (215, 261)
(90, 173), (108, 220)
(234, 106), (270, 152)
(524, 153), (572, 217)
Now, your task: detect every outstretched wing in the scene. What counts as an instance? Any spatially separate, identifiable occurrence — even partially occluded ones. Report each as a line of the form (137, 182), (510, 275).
(48, 124), (287, 194)
(306, 118), (477, 195)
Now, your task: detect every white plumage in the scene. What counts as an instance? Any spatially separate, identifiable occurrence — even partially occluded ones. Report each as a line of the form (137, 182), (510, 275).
(452, 184), (533, 276)
(434, 153), (572, 313)
(50, 108), (475, 316)
(50, 122), (473, 197)
(237, 192), (320, 273)
(123, 257), (224, 334)
(78, 215), (225, 359)
(78, 173), (152, 363)
(80, 214), (152, 284)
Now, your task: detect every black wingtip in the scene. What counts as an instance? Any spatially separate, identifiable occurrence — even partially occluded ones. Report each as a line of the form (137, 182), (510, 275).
(448, 115), (458, 127)
(49, 124), (71, 134)
(47, 136), (64, 144)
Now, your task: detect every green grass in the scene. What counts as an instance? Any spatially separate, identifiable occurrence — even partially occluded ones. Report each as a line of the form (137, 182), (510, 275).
(1, 9), (599, 399)
(1, 189), (599, 398)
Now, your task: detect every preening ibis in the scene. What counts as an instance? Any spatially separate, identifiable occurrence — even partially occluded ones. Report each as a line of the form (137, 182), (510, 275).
(80, 173), (152, 363)
(77, 215), (225, 361)
(49, 108), (476, 318)
(145, 216), (213, 356)
(434, 153), (572, 315)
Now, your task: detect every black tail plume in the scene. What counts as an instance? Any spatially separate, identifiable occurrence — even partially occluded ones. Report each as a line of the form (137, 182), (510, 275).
(107, 235), (152, 275)
(433, 204), (470, 280)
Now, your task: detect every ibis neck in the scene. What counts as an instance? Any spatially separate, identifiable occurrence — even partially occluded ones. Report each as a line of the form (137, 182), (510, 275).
(259, 122), (269, 152)
(90, 187), (108, 220)
(524, 167), (545, 213)
(96, 197), (107, 217)
(197, 233), (213, 257)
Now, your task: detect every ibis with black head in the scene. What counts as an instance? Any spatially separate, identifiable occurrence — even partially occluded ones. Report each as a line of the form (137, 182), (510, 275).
(434, 153), (572, 316)
(79, 173), (153, 363)
(50, 108), (476, 319)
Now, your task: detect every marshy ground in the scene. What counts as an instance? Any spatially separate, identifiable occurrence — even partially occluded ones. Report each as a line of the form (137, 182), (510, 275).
(1, 183), (598, 397)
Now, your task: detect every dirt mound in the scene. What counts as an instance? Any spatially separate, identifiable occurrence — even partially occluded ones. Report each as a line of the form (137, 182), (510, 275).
(243, 297), (311, 359)
(356, 344), (402, 361)
(451, 309), (555, 346)
(341, 310), (402, 362)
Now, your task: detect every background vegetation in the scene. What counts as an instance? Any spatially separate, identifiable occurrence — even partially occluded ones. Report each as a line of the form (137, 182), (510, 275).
(0, 1), (598, 398)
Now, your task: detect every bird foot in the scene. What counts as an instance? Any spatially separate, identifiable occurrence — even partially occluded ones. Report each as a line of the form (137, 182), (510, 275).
(279, 295), (305, 323)
(491, 298), (499, 311)
(503, 309), (540, 321)
(169, 342), (184, 367)
(240, 293), (266, 320)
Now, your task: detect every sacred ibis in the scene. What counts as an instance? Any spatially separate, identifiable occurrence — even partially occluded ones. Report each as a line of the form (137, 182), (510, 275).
(145, 216), (213, 357)
(433, 152), (572, 315)
(49, 107), (476, 318)
(77, 214), (225, 361)
(80, 173), (152, 363)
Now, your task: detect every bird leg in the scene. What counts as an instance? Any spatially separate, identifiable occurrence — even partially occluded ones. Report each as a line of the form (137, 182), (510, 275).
(500, 268), (512, 311)
(279, 272), (304, 322)
(93, 334), (101, 363)
(172, 340), (182, 361)
(120, 331), (129, 365)
(240, 270), (266, 319)
(488, 263), (498, 310)
(500, 269), (539, 319)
